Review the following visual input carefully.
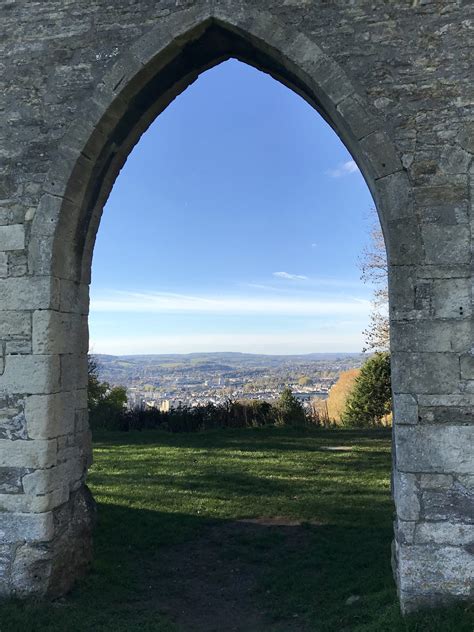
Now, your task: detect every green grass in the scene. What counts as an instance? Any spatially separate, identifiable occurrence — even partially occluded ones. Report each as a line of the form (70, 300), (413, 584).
(0, 427), (471, 631)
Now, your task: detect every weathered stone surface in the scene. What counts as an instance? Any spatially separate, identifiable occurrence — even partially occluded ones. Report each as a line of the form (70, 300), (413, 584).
(0, 468), (29, 494)
(32, 310), (88, 355)
(0, 354), (60, 395)
(0, 438), (57, 469)
(421, 481), (474, 524)
(393, 471), (420, 521)
(390, 320), (470, 353)
(0, 311), (30, 338)
(0, 407), (27, 440)
(0, 512), (54, 544)
(414, 522), (474, 547)
(460, 353), (474, 380)
(22, 461), (83, 497)
(420, 474), (453, 490)
(11, 543), (52, 598)
(0, 277), (59, 311)
(397, 544), (474, 601)
(0, 487), (69, 513)
(0, 253), (7, 278)
(24, 390), (86, 439)
(391, 353), (460, 394)
(392, 394), (419, 425)
(0, 224), (25, 251)
(47, 485), (96, 598)
(395, 426), (474, 474)
(0, 0), (472, 612)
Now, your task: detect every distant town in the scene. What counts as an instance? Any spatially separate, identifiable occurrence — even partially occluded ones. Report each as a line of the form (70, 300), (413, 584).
(94, 352), (366, 412)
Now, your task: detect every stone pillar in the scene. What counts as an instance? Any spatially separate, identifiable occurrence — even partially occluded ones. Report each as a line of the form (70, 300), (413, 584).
(389, 164), (474, 610)
(0, 269), (95, 597)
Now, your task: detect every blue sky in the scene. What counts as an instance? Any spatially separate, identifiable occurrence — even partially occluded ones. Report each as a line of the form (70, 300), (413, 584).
(89, 59), (376, 355)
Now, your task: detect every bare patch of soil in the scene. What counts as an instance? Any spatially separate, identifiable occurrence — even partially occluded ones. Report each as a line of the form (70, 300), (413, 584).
(143, 520), (314, 631)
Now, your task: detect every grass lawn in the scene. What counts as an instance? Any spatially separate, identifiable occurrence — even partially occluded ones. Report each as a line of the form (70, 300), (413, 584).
(0, 427), (472, 631)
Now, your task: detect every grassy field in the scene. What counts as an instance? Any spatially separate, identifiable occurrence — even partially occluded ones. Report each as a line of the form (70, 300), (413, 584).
(0, 427), (472, 631)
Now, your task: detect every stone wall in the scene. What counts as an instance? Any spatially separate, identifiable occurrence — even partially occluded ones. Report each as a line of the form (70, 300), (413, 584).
(0, 0), (472, 611)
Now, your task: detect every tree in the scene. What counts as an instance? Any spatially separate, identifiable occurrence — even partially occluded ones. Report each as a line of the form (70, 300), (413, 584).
(275, 387), (306, 426)
(341, 353), (392, 427)
(88, 355), (128, 429)
(324, 368), (361, 423)
(298, 375), (312, 387)
(360, 216), (389, 352)
(87, 355), (108, 411)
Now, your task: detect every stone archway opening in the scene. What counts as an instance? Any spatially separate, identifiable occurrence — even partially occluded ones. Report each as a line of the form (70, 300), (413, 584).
(1, 6), (471, 615)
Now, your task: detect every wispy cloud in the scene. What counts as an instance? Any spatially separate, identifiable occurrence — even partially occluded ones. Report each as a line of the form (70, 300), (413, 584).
(90, 290), (371, 317)
(326, 159), (359, 178)
(89, 330), (365, 355)
(273, 271), (308, 281)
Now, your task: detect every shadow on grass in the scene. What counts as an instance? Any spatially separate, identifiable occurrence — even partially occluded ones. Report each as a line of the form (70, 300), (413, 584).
(1, 428), (471, 632)
(91, 503), (474, 632)
(6, 502), (462, 632)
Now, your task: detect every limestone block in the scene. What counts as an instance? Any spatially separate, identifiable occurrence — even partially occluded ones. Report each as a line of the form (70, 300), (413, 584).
(420, 474), (453, 489)
(24, 390), (84, 439)
(414, 183), (469, 225)
(374, 171), (413, 223)
(460, 354), (474, 380)
(431, 278), (471, 319)
(359, 131), (402, 179)
(439, 146), (472, 174)
(0, 512), (54, 544)
(396, 519), (416, 545)
(390, 320), (470, 353)
(0, 438), (57, 469)
(395, 425), (474, 474)
(385, 219), (423, 265)
(0, 354), (60, 395)
(60, 354), (88, 391)
(336, 93), (377, 140)
(422, 224), (471, 265)
(418, 394), (474, 407)
(391, 352), (460, 394)
(0, 224), (25, 251)
(393, 471), (421, 521)
(421, 481), (474, 523)
(392, 393), (419, 425)
(59, 279), (89, 314)
(309, 55), (353, 106)
(0, 277), (59, 311)
(397, 543), (474, 599)
(418, 405), (474, 425)
(0, 487), (69, 513)
(33, 310), (88, 355)
(0, 311), (31, 339)
(11, 543), (52, 597)
(414, 522), (474, 546)
(22, 459), (83, 496)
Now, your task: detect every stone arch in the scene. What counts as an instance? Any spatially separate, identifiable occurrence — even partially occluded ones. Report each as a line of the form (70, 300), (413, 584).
(0, 2), (471, 613)
(29, 6), (415, 285)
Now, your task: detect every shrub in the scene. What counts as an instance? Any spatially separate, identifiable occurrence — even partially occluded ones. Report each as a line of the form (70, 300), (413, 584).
(341, 352), (392, 427)
(274, 387), (306, 427)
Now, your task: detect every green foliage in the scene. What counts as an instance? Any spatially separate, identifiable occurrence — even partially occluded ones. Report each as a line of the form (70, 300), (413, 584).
(275, 387), (306, 427)
(88, 356), (128, 430)
(342, 353), (392, 427)
(112, 398), (276, 433)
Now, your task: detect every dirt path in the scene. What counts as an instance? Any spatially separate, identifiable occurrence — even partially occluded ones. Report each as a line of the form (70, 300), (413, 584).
(143, 519), (314, 631)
